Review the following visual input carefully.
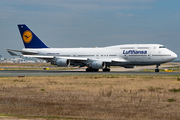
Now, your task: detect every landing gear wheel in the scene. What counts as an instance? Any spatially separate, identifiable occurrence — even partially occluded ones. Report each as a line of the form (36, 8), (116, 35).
(86, 68), (99, 72)
(93, 69), (99, 72)
(86, 68), (90, 72)
(103, 68), (110, 72)
(155, 69), (159, 72)
(155, 64), (160, 72)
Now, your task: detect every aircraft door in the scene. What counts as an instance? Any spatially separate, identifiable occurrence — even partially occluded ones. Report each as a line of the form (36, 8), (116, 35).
(147, 52), (151, 59)
(129, 46), (137, 62)
(73, 53), (77, 57)
(124, 54), (127, 59)
(96, 53), (99, 59)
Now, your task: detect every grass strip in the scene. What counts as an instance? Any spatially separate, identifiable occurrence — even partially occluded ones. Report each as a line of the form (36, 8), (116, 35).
(0, 114), (96, 120)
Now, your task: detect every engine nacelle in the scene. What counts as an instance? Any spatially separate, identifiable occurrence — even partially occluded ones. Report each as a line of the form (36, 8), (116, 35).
(56, 59), (70, 67)
(124, 66), (135, 68)
(91, 61), (106, 69)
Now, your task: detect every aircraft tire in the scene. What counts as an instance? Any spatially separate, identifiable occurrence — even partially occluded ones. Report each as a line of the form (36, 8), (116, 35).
(155, 69), (159, 72)
(86, 68), (99, 72)
(94, 69), (99, 72)
(86, 68), (89, 72)
(103, 69), (110, 72)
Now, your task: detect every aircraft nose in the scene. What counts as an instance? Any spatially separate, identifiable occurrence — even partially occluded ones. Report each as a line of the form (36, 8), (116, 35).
(171, 52), (177, 60)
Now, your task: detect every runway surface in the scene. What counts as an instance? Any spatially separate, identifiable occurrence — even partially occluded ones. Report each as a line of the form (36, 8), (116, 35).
(0, 70), (180, 77)
(0, 63), (180, 77)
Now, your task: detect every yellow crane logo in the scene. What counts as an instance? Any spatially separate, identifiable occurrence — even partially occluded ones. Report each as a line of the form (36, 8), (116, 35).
(23, 30), (33, 43)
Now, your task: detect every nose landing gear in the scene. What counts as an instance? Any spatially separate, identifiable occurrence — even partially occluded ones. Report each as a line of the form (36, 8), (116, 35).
(155, 64), (160, 72)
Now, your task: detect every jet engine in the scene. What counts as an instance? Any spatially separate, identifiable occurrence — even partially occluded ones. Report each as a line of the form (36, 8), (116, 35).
(56, 59), (70, 67)
(91, 61), (106, 69)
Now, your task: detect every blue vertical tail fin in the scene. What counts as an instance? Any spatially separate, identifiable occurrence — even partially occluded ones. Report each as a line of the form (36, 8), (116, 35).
(18, 24), (48, 48)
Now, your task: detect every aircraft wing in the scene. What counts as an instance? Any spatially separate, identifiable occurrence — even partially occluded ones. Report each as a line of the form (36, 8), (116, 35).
(22, 55), (88, 61)
(6, 49), (38, 55)
(23, 55), (127, 62)
(7, 48), (128, 63)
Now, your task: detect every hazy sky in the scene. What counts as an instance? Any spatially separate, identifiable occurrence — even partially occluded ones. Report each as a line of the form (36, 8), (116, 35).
(0, 0), (180, 59)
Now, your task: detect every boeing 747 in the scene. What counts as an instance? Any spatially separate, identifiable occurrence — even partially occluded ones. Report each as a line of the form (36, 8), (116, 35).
(7, 24), (177, 72)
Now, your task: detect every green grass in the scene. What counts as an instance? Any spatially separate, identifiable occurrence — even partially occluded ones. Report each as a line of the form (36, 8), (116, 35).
(169, 88), (180, 93)
(40, 89), (45, 91)
(167, 99), (176, 102)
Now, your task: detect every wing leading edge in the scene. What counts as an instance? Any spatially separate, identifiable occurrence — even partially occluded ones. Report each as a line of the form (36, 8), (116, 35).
(22, 55), (88, 61)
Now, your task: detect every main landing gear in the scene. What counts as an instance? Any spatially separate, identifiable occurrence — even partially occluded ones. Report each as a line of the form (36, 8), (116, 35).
(155, 64), (160, 72)
(86, 68), (110, 72)
(103, 68), (110, 72)
(86, 68), (99, 72)
(102, 66), (110, 72)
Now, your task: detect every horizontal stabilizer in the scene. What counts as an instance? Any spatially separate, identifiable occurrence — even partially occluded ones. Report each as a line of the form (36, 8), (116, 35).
(6, 49), (38, 55)
(7, 51), (19, 56)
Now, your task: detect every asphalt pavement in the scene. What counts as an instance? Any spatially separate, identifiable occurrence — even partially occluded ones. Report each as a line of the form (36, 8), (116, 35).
(0, 70), (180, 77)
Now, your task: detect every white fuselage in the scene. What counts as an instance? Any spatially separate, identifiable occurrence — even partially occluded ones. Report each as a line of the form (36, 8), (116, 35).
(22, 44), (177, 67)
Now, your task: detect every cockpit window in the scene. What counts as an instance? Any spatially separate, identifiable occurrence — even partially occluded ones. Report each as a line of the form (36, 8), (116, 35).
(159, 46), (166, 48)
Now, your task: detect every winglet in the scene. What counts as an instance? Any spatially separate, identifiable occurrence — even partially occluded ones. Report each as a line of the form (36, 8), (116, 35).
(18, 24), (48, 48)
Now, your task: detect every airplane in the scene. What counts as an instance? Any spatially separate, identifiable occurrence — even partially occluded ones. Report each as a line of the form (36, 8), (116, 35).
(7, 24), (177, 72)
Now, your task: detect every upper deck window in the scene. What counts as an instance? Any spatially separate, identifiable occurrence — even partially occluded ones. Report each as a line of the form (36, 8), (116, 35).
(159, 46), (166, 48)
(120, 47), (134, 49)
(137, 47), (149, 49)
